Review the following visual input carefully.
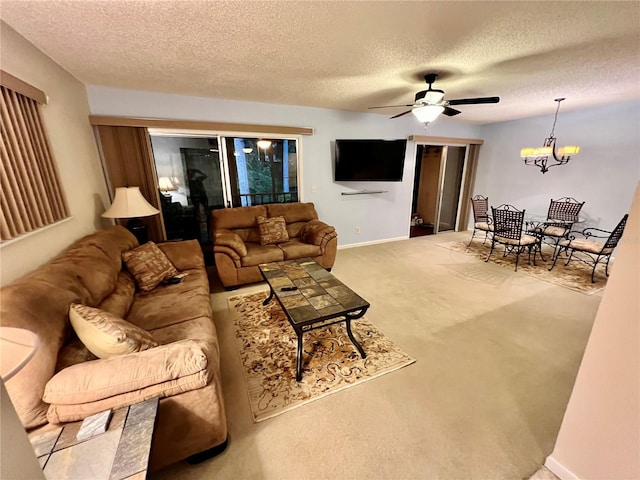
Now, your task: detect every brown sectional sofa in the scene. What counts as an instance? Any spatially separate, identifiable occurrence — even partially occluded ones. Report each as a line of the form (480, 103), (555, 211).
(0, 226), (227, 471)
(212, 202), (338, 288)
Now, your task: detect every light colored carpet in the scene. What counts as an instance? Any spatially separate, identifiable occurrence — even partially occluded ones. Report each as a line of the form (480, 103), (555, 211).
(438, 239), (607, 295)
(229, 291), (415, 422)
(151, 231), (601, 480)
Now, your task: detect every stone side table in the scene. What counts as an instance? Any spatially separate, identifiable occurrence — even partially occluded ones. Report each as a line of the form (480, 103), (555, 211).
(30, 397), (159, 480)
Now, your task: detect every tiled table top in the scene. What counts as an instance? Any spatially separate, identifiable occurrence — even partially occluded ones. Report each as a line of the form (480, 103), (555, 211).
(30, 397), (159, 480)
(259, 258), (369, 326)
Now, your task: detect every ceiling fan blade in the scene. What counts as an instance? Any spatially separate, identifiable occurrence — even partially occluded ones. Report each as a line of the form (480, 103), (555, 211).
(368, 104), (415, 109)
(448, 96), (500, 106)
(390, 110), (413, 119)
(442, 106), (462, 117)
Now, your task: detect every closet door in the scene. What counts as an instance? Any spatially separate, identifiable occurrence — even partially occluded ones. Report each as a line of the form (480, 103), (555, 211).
(96, 126), (164, 242)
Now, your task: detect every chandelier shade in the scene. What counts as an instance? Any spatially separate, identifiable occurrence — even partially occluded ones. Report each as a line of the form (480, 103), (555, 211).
(520, 98), (580, 174)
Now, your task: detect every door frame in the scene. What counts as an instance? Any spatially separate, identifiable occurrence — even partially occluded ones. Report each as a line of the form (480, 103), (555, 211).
(410, 135), (483, 234)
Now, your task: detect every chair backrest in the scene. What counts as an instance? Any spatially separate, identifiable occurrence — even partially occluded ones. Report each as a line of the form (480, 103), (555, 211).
(492, 204), (525, 241)
(603, 214), (629, 250)
(547, 197), (585, 222)
(471, 195), (489, 222)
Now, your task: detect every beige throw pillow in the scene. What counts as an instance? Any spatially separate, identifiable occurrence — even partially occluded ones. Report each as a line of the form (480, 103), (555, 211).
(257, 215), (289, 245)
(122, 241), (178, 292)
(69, 303), (158, 359)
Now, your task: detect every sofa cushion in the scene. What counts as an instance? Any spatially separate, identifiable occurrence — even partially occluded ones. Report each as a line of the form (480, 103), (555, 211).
(43, 339), (209, 405)
(257, 215), (289, 245)
(241, 243), (285, 267)
(268, 202), (318, 223)
(212, 205), (267, 231)
(97, 270), (136, 318)
(157, 239), (206, 271)
(56, 338), (98, 371)
(126, 270), (212, 331)
(123, 241), (179, 293)
(69, 304), (158, 358)
(278, 239), (322, 260)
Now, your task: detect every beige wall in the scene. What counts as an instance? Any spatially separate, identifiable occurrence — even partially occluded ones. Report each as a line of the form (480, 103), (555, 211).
(0, 22), (111, 285)
(546, 182), (640, 479)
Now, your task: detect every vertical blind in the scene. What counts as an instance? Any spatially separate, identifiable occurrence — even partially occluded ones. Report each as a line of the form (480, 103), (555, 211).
(0, 85), (69, 241)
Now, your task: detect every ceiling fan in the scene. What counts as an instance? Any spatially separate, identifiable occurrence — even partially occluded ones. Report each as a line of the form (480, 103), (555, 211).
(368, 73), (500, 123)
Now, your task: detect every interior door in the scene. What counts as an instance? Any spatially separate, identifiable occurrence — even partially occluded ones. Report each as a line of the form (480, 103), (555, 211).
(412, 145), (443, 229)
(412, 144), (468, 235)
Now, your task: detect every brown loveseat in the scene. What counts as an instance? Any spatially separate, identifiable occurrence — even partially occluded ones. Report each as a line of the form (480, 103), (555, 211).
(0, 226), (227, 471)
(212, 202), (338, 288)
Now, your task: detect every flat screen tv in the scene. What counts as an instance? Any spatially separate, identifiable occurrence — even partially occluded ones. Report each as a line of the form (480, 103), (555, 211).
(334, 139), (407, 182)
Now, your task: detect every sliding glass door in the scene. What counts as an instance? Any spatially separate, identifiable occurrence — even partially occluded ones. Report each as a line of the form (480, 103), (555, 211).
(149, 133), (299, 244)
(224, 137), (298, 206)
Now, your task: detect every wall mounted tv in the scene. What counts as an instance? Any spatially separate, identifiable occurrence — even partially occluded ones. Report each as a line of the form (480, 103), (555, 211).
(334, 139), (407, 182)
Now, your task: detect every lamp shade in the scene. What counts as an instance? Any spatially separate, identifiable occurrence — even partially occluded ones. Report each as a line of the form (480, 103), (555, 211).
(412, 104), (444, 123)
(1, 327), (38, 381)
(102, 186), (160, 219)
(158, 177), (177, 191)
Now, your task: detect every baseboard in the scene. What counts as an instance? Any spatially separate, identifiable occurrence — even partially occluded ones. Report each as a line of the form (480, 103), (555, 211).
(338, 236), (408, 249)
(545, 455), (580, 480)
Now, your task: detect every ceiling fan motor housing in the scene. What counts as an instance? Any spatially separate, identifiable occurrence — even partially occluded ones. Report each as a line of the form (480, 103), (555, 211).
(415, 89), (445, 104)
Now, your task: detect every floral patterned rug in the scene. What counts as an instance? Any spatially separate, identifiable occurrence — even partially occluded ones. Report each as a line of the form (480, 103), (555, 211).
(228, 292), (416, 422)
(437, 240), (607, 295)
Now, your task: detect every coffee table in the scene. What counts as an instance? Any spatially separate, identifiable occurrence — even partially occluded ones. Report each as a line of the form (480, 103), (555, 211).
(259, 258), (370, 381)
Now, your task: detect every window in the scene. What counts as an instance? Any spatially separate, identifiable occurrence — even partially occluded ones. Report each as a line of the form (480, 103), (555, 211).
(0, 74), (69, 242)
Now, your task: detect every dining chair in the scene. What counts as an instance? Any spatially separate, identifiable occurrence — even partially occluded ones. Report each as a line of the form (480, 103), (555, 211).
(528, 197), (585, 259)
(468, 195), (493, 246)
(549, 214), (628, 283)
(485, 204), (539, 271)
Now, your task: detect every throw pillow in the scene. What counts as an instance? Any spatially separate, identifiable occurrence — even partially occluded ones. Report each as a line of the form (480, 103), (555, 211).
(122, 241), (178, 292)
(257, 215), (289, 245)
(68, 303), (158, 359)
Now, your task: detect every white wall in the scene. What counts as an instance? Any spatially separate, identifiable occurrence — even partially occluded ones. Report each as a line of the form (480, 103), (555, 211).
(475, 101), (640, 231)
(0, 23), (111, 285)
(545, 182), (640, 480)
(87, 86), (481, 246)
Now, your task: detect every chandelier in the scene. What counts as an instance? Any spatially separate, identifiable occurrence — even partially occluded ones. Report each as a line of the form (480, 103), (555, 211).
(520, 98), (580, 174)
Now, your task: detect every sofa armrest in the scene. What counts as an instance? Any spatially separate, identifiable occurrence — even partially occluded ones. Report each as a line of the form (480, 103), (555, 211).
(43, 339), (210, 405)
(300, 220), (337, 247)
(157, 239), (205, 271)
(213, 229), (248, 257)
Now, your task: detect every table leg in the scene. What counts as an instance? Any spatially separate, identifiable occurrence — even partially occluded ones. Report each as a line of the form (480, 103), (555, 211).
(296, 331), (304, 382)
(262, 286), (274, 306)
(346, 319), (366, 359)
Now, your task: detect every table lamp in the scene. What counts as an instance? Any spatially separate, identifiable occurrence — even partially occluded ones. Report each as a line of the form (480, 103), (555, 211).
(1, 327), (45, 480)
(102, 186), (159, 244)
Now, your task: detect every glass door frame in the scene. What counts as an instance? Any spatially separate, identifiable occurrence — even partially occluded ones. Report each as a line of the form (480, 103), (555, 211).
(148, 128), (304, 209)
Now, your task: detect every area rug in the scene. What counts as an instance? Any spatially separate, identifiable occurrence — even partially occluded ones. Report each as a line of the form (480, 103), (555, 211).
(437, 240), (607, 295)
(228, 292), (416, 422)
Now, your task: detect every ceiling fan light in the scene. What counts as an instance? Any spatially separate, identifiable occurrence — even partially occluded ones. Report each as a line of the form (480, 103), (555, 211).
(243, 147), (253, 154)
(558, 145), (580, 156)
(257, 140), (271, 149)
(412, 105), (444, 123)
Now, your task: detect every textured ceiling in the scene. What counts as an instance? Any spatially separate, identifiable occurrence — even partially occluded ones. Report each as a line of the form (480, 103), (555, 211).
(1, 1), (639, 124)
